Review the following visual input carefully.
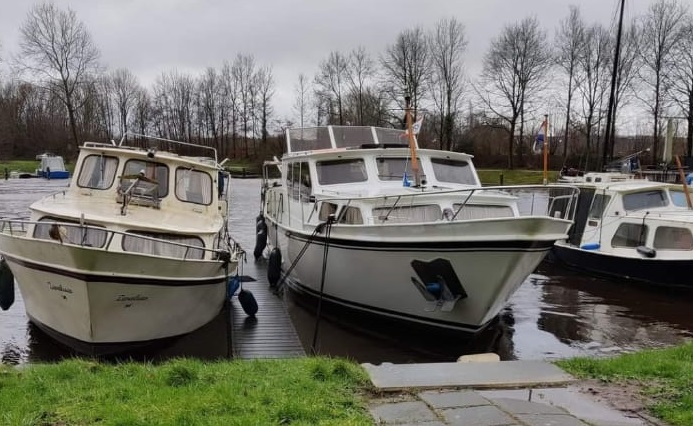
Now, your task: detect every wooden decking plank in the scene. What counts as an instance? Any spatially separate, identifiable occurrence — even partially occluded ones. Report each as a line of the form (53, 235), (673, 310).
(229, 259), (306, 359)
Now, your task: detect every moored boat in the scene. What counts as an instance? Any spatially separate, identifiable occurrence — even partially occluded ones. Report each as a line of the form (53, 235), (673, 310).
(259, 109), (579, 335)
(36, 153), (70, 179)
(551, 172), (693, 288)
(0, 135), (242, 354)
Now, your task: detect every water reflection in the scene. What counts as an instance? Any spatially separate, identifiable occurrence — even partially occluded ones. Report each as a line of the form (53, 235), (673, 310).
(1, 178), (692, 365)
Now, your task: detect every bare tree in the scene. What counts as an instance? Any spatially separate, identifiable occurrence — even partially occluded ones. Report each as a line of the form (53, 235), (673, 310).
(554, 6), (585, 159)
(111, 68), (139, 140)
(199, 67), (221, 149)
(256, 66), (274, 144)
(478, 17), (551, 168)
(18, 2), (100, 152)
(669, 16), (693, 156)
(346, 46), (375, 125)
(428, 17), (467, 151)
(131, 87), (152, 137)
(574, 24), (612, 165)
(314, 51), (349, 125)
(233, 54), (256, 157)
(220, 60), (240, 155)
(638, 0), (687, 163)
(381, 26), (429, 124)
(293, 73), (311, 128)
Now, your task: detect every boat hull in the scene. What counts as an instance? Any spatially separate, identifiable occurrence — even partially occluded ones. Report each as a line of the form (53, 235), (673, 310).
(551, 243), (693, 289)
(0, 234), (229, 349)
(269, 225), (556, 333)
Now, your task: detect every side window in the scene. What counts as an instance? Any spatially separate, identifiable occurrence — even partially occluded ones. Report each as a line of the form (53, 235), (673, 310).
(77, 155), (119, 189)
(287, 162), (311, 201)
(33, 217), (108, 248)
(654, 226), (693, 250)
(611, 223), (647, 248)
(588, 194), (611, 219)
(175, 168), (212, 205)
(319, 202), (338, 221)
(339, 207), (363, 224)
(122, 232), (204, 259)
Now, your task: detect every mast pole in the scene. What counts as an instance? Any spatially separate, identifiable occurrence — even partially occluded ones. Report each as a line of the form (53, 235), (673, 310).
(543, 114), (549, 185)
(601, 0), (626, 170)
(405, 96), (421, 187)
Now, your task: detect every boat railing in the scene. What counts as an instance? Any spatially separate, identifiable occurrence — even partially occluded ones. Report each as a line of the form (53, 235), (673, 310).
(0, 217), (236, 261)
(307, 184), (579, 225)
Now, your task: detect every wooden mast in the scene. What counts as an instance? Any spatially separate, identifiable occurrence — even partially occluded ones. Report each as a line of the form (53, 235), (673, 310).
(601, 0), (626, 169)
(405, 96), (421, 187)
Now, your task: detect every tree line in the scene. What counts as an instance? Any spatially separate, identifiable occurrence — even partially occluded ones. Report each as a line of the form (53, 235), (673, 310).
(0, 1), (692, 170)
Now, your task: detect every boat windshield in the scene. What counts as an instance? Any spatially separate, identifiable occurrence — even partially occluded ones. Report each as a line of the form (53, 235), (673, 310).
(376, 157), (417, 181)
(431, 158), (476, 185)
(670, 190), (692, 208)
(316, 159), (368, 185)
(120, 160), (169, 197)
(77, 155), (119, 189)
(622, 190), (667, 211)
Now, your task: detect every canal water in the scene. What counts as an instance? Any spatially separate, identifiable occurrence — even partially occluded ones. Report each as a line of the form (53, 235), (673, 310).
(1, 178), (691, 365)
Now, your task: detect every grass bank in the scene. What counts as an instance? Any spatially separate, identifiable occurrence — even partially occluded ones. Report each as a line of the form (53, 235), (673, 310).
(0, 357), (372, 425)
(0, 160), (38, 174)
(557, 342), (693, 425)
(477, 169), (560, 185)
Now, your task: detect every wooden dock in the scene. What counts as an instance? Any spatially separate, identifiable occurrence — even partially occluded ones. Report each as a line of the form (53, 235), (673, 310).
(229, 259), (306, 359)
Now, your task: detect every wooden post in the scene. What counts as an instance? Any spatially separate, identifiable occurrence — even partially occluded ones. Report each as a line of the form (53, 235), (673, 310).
(405, 96), (420, 187)
(543, 114), (549, 185)
(675, 155), (692, 209)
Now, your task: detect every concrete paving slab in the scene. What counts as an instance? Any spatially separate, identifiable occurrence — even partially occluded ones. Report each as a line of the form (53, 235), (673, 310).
(515, 413), (589, 426)
(362, 360), (576, 391)
(489, 397), (569, 415)
(441, 405), (518, 426)
(479, 387), (648, 425)
(369, 401), (439, 424)
(419, 390), (491, 409)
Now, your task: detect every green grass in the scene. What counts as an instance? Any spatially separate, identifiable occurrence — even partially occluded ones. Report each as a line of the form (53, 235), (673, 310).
(557, 342), (693, 425)
(0, 160), (38, 174)
(0, 357), (372, 425)
(477, 169), (560, 185)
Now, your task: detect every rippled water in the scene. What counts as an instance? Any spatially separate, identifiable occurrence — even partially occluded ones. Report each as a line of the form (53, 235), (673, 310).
(1, 178), (692, 364)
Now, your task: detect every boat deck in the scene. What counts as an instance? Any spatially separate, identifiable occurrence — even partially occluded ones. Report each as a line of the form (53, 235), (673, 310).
(229, 259), (305, 359)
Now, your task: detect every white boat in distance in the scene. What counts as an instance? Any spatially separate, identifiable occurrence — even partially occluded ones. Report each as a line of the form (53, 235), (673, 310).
(260, 123), (579, 334)
(551, 172), (693, 288)
(0, 135), (241, 354)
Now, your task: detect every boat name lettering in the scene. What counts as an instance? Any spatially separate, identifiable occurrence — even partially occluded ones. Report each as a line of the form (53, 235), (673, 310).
(116, 294), (149, 302)
(47, 282), (73, 293)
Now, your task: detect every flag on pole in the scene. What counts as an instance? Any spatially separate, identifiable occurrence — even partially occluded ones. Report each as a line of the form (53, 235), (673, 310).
(401, 116), (424, 138)
(532, 118), (548, 154)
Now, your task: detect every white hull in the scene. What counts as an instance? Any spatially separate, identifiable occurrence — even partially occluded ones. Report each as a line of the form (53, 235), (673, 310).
(269, 220), (558, 332)
(0, 234), (228, 344)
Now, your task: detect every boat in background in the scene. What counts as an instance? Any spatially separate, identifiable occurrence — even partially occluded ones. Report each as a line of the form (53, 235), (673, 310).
(0, 135), (242, 354)
(259, 100), (579, 335)
(551, 173), (693, 288)
(35, 153), (70, 179)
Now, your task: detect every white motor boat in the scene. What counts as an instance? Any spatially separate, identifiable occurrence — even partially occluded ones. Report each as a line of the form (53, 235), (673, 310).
(259, 121), (579, 334)
(0, 135), (241, 354)
(551, 172), (693, 288)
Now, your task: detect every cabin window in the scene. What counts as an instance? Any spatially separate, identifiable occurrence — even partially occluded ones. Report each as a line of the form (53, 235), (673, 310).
(286, 162), (311, 201)
(654, 226), (693, 250)
(670, 190), (693, 207)
(373, 205), (441, 223)
(175, 168), (212, 205)
(376, 157), (418, 181)
(122, 231), (204, 259)
(611, 223), (648, 248)
(33, 217), (108, 248)
(316, 159), (367, 185)
(319, 202), (338, 221)
(339, 207), (363, 224)
(431, 158), (476, 185)
(120, 160), (169, 198)
(451, 204), (513, 220)
(77, 155), (119, 189)
(588, 194), (611, 219)
(622, 190), (667, 211)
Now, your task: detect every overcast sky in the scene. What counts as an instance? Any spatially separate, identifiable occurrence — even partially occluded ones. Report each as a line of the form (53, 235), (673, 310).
(0, 0), (654, 123)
